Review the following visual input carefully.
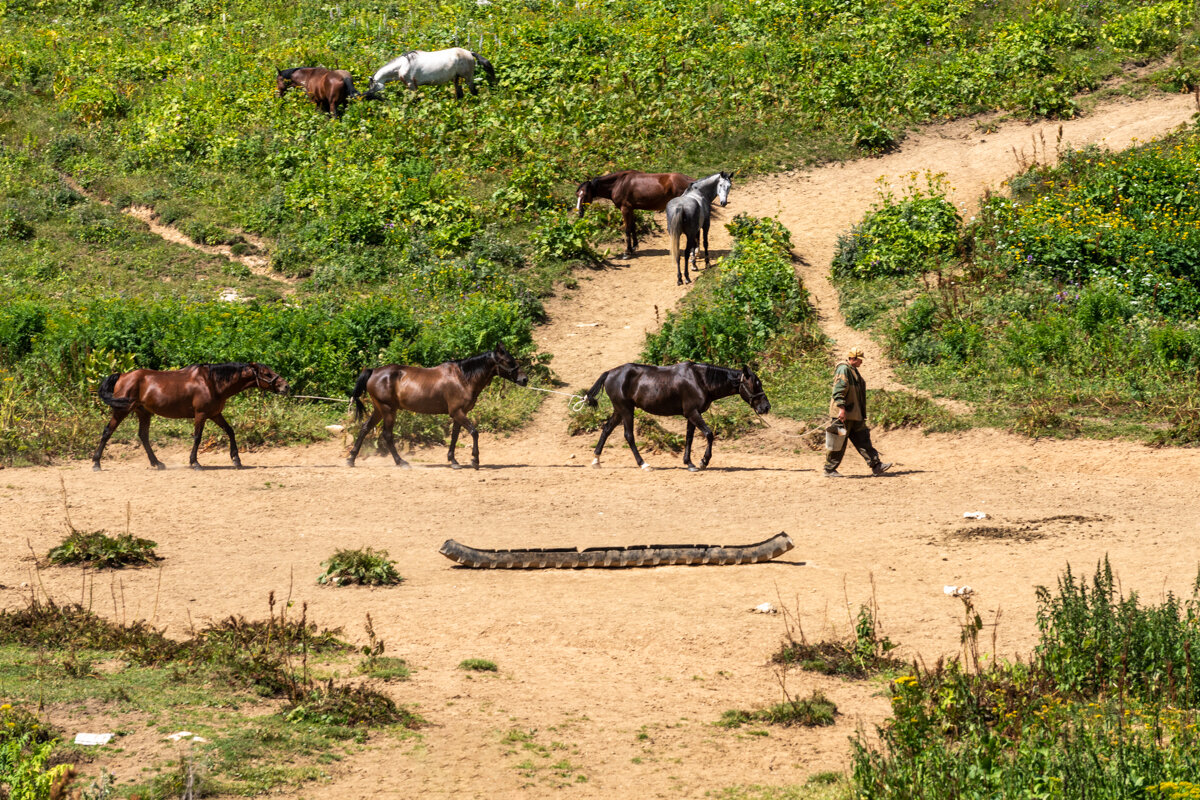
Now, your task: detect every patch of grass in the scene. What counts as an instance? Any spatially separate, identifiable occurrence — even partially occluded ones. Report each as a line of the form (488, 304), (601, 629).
(717, 691), (837, 728)
(284, 680), (421, 728)
(869, 389), (969, 434)
(317, 548), (402, 587)
(774, 604), (905, 679)
(359, 656), (410, 682)
(47, 529), (159, 569)
(458, 659), (498, 673)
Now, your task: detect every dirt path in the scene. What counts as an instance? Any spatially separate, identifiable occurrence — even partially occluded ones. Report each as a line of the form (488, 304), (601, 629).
(5, 93), (1200, 799)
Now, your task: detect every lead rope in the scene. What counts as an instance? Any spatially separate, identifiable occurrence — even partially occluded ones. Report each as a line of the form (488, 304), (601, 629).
(519, 385), (590, 412)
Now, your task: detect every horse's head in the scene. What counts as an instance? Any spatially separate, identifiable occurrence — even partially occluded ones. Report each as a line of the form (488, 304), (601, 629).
(275, 69), (292, 98)
(493, 343), (528, 386)
(575, 179), (594, 217)
(716, 172), (733, 207)
(736, 365), (770, 415)
(252, 363), (289, 395)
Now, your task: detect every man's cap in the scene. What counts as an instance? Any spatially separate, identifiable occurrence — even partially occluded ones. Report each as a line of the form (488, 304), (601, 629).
(846, 346), (865, 360)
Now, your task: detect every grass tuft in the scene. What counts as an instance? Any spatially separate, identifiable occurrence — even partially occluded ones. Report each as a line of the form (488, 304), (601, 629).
(459, 658), (498, 672)
(47, 529), (159, 568)
(317, 548), (402, 587)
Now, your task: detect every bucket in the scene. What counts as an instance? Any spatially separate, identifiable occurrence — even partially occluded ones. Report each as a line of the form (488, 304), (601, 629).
(824, 423), (847, 451)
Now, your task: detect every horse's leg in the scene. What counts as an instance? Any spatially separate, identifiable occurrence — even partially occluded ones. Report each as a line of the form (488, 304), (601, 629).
(621, 206), (636, 258)
(683, 420), (697, 471)
(347, 410), (382, 466)
(702, 217), (712, 268)
(591, 412), (620, 467)
(211, 413), (242, 469)
(453, 76), (464, 100)
(189, 413), (209, 470)
(379, 412), (410, 468)
(686, 409), (715, 469)
(447, 419), (462, 468)
(135, 409), (165, 470)
(619, 407), (649, 470)
(91, 408), (131, 471)
(683, 234), (694, 285)
(467, 73), (478, 96)
(449, 410), (479, 469)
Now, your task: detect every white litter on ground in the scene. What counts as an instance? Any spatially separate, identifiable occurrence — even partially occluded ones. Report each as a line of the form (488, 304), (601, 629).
(166, 731), (208, 742)
(963, 511), (988, 520)
(753, 602), (777, 614)
(74, 733), (113, 746)
(944, 585), (975, 597)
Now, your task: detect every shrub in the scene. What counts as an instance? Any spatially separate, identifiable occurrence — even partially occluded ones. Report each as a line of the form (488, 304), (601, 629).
(47, 529), (159, 568)
(458, 658), (498, 672)
(717, 691), (837, 728)
(317, 548), (402, 587)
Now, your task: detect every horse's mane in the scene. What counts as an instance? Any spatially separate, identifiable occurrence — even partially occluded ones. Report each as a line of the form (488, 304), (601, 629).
(206, 362), (252, 390)
(455, 352), (496, 383)
(697, 363), (741, 390)
(278, 67), (313, 80)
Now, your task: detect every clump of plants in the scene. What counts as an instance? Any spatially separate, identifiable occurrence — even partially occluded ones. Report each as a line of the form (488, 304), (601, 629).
(774, 603), (904, 678)
(47, 529), (159, 568)
(459, 658), (498, 672)
(853, 558), (1200, 797)
(358, 614), (410, 682)
(717, 690), (837, 728)
(317, 547), (402, 587)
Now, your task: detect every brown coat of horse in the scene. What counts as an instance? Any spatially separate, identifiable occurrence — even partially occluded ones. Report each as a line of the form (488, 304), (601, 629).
(584, 362), (770, 471)
(276, 67), (359, 117)
(92, 363), (289, 471)
(346, 345), (528, 470)
(576, 171), (693, 257)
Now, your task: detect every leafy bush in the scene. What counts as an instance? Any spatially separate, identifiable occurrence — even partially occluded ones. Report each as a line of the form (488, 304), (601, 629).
(831, 173), (960, 279)
(47, 529), (159, 568)
(643, 215), (811, 366)
(317, 548), (402, 587)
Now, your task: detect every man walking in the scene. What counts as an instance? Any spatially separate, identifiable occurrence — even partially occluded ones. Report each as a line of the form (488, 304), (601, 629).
(824, 346), (892, 478)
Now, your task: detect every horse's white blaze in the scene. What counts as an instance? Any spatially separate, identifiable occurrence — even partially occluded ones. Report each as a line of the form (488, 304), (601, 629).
(576, 193), (583, 212)
(716, 175), (732, 206)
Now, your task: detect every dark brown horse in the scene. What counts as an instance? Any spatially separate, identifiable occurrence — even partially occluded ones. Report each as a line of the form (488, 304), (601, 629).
(347, 344), (528, 470)
(276, 67), (360, 117)
(576, 171), (693, 257)
(584, 362), (770, 471)
(92, 363), (289, 471)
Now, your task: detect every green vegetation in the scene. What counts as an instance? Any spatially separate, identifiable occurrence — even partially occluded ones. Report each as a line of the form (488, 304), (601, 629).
(717, 691), (838, 728)
(47, 528), (159, 568)
(0, 594), (420, 796)
(853, 559), (1200, 797)
(774, 604), (905, 678)
(644, 215), (813, 367)
(459, 658), (498, 672)
(835, 130), (1200, 442)
(317, 547), (402, 587)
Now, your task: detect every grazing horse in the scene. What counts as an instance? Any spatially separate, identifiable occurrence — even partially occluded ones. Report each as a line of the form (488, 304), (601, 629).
(347, 344), (527, 470)
(92, 363), (289, 471)
(276, 67), (360, 117)
(576, 171), (693, 258)
(368, 48), (496, 99)
(584, 362), (770, 471)
(666, 172), (733, 285)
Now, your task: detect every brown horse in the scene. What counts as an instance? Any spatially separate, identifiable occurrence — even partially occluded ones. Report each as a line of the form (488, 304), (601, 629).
(92, 363), (289, 471)
(583, 362), (770, 471)
(276, 67), (360, 117)
(576, 171), (693, 257)
(347, 344), (528, 470)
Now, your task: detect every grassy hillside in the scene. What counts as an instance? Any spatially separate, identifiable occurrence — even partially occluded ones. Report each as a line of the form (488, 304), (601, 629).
(0, 0), (1195, 461)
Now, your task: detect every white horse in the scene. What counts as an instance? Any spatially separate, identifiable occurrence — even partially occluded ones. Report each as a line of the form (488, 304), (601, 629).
(368, 48), (496, 99)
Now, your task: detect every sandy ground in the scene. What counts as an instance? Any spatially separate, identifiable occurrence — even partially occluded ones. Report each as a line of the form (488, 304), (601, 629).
(3, 91), (1200, 798)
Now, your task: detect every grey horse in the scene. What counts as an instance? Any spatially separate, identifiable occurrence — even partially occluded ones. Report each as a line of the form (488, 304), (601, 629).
(665, 172), (732, 285)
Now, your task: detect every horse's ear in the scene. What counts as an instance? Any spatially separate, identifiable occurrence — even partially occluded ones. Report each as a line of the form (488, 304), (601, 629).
(741, 364), (752, 377)
(496, 341), (509, 354)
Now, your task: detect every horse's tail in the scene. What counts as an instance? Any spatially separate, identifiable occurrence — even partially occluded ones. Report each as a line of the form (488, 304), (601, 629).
(471, 52), (496, 85)
(97, 373), (134, 409)
(584, 370), (609, 408)
(667, 204), (681, 266)
(350, 368), (373, 421)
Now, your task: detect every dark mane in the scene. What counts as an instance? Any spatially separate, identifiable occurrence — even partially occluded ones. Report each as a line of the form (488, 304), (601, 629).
(455, 352), (495, 383)
(697, 363), (740, 391)
(206, 362), (251, 389)
(279, 67), (312, 80)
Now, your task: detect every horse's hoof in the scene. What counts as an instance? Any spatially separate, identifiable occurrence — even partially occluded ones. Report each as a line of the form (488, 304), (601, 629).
(471, 462), (480, 470)
(190, 464), (203, 471)
(640, 463), (653, 471)
(396, 462), (411, 470)
(591, 458), (601, 468)
(687, 465), (699, 473)
(450, 462), (462, 470)
(154, 463), (166, 471)
(345, 459), (355, 468)
(91, 463), (101, 472)
(233, 462), (244, 470)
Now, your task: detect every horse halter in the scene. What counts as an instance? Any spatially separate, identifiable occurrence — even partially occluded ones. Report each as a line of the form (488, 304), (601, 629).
(252, 365), (276, 391)
(737, 376), (767, 405)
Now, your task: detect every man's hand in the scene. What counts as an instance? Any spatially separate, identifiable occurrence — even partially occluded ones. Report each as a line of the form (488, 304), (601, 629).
(837, 407), (846, 422)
